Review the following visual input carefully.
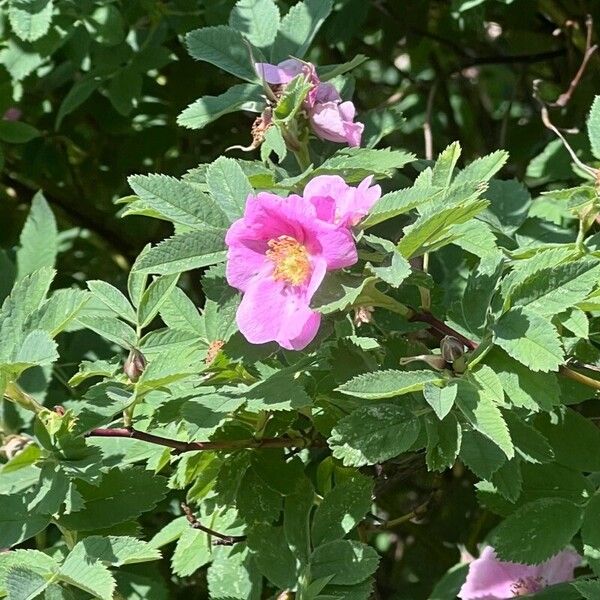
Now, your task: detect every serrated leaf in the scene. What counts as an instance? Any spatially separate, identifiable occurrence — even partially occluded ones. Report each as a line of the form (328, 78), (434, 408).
(425, 413), (462, 472)
(493, 308), (564, 373)
(284, 478), (314, 566)
(245, 372), (311, 411)
(137, 274), (179, 328)
(247, 523), (297, 589)
(587, 95), (600, 159)
(459, 430), (506, 480)
(230, 0), (280, 48)
(26, 288), (90, 336)
(0, 495), (50, 547)
(310, 540), (379, 585)
(504, 412), (553, 464)
(583, 494), (600, 576)
(490, 457), (522, 502)
(76, 536), (161, 566)
(431, 142), (461, 187)
(398, 199), (488, 258)
(5, 566), (48, 600)
(206, 157), (253, 222)
(237, 468), (282, 524)
(58, 468), (167, 531)
(88, 280), (136, 324)
(159, 286), (204, 334)
(171, 527), (211, 577)
(76, 315), (137, 349)
(16, 192), (57, 280)
(271, 0), (333, 62)
(510, 259), (600, 317)
(207, 545), (260, 600)
(186, 25), (259, 82)
(337, 369), (442, 399)
(9, 0), (53, 42)
(455, 380), (513, 459)
(312, 475), (372, 546)
(133, 229), (226, 275)
(329, 404), (420, 467)
(177, 83), (263, 129)
(491, 498), (583, 564)
(261, 125), (287, 162)
(128, 174), (228, 229)
(423, 381), (457, 420)
(9, 329), (58, 372)
(452, 150), (508, 186)
(59, 548), (115, 600)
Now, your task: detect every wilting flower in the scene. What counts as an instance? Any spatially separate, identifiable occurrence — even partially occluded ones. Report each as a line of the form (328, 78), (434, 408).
(255, 58), (364, 147)
(303, 174), (381, 227)
(225, 191), (357, 350)
(458, 546), (580, 599)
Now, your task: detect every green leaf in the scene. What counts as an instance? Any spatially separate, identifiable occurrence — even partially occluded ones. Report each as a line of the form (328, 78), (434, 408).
(273, 74), (312, 123)
(312, 475), (372, 546)
(425, 413), (462, 472)
(575, 579), (600, 600)
(247, 524), (297, 589)
(171, 528), (211, 577)
(423, 381), (457, 420)
(76, 315), (137, 349)
(493, 308), (564, 373)
(5, 566), (48, 600)
(310, 540), (379, 585)
(133, 229), (227, 275)
(88, 280), (136, 324)
(206, 157), (253, 222)
(229, 0), (280, 49)
(128, 174), (228, 229)
(398, 198), (488, 258)
(9, 329), (58, 372)
(26, 288), (90, 336)
(337, 369), (442, 399)
(177, 83), (262, 130)
(8, 0), (53, 42)
(509, 259), (600, 317)
(245, 372), (311, 411)
(455, 380), (513, 459)
(284, 478), (314, 566)
(459, 430), (505, 480)
(490, 498), (583, 564)
(316, 148), (415, 183)
(431, 142), (461, 187)
(185, 25), (258, 82)
(137, 274), (179, 328)
(271, 0), (333, 62)
(76, 536), (161, 566)
(16, 192), (58, 279)
(504, 412), (553, 464)
(159, 287), (204, 334)
(534, 408), (600, 472)
(237, 469), (282, 524)
(59, 547), (115, 600)
(260, 126), (287, 162)
(55, 75), (101, 128)
(207, 546), (260, 600)
(587, 95), (600, 159)
(58, 467), (167, 531)
(484, 348), (560, 411)
(490, 457), (522, 502)
(0, 120), (40, 144)
(0, 495), (50, 547)
(453, 150), (508, 186)
(361, 186), (437, 229)
(319, 54), (368, 81)
(329, 404), (420, 467)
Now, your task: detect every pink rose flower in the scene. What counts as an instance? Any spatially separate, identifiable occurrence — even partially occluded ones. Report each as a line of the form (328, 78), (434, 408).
(303, 175), (381, 227)
(225, 191), (358, 350)
(458, 546), (580, 599)
(255, 58), (363, 147)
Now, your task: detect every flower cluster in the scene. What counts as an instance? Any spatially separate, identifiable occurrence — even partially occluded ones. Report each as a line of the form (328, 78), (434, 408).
(256, 58), (364, 147)
(459, 546), (580, 599)
(225, 175), (381, 350)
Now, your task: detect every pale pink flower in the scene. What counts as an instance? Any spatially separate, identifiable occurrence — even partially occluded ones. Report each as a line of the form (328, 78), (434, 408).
(255, 58), (363, 147)
(303, 175), (381, 227)
(458, 546), (580, 599)
(225, 192), (357, 350)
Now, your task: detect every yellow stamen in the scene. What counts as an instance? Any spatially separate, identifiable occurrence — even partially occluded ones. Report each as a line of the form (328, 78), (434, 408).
(266, 235), (311, 285)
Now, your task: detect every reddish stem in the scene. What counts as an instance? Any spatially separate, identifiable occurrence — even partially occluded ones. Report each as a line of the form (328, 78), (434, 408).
(411, 311), (479, 351)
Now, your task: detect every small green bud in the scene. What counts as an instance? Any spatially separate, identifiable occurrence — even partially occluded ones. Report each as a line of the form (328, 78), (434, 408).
(124, 347), (147, 382)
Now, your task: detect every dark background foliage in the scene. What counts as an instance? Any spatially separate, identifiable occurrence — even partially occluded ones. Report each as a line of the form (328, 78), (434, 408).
(0, 1), (598, 597)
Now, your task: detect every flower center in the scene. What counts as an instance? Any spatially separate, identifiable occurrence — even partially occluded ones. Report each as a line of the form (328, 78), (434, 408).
(266, 235), (311, 286)
(511, 576), (545, 596)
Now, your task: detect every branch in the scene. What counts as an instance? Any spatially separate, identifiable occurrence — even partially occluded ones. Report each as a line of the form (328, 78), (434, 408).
(86, 426), (323, 453)
(181, 502), (245, 546)
(410, 311), (478, 351)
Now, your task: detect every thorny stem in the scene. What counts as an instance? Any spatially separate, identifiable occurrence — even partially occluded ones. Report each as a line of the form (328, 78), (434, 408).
(181, 502), (246, 546)
(86, 426), (325, 453)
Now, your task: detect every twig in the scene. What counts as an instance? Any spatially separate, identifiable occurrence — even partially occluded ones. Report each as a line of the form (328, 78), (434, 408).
(559, 365), (600, 392)
(368, 497), (433, 530)
(549, 15), (597, 108)
(181, 502), (245, 546)
(410, 311), (478, 351)
(87, 427), (323, 453)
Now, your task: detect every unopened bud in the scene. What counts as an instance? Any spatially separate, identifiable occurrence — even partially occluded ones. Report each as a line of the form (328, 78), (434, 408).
(353, 305), (374, 328)
(440, 336), (464, 363)
(124, 348), (146, 382)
